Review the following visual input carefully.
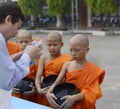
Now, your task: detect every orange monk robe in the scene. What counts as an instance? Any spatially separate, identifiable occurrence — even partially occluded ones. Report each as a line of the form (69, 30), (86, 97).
(7, 41), (20, 55)
(12, 63), (39, 103)
(43, 54), (72, 77)
(65, 62), (105, 109)
(37, 54), (73, 107)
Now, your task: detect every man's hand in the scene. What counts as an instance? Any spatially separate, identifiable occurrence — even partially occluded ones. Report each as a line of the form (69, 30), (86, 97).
(24, 42), (42, 60)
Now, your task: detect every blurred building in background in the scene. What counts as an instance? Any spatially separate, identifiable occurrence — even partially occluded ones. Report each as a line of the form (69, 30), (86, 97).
(1, 0), (120, 28)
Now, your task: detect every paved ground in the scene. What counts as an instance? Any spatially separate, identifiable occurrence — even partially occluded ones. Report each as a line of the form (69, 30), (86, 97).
(11, 32), (120, 109)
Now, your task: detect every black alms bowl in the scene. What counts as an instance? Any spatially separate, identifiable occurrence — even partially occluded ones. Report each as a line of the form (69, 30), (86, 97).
(53, 82), (78, 106)
(14, 77), (35, 94)
(41, 75), (58, 88)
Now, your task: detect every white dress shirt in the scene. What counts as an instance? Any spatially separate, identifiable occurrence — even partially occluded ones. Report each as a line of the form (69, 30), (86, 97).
(0, 33), (31, 90)
(0, 89), (12, 109)
(0, 33), (32, 109)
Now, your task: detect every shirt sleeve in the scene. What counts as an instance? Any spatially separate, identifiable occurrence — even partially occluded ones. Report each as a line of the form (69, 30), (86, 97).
(0, 34), (31, 90)
(7, 53), (31, 90)
(0, 53), (31, 90)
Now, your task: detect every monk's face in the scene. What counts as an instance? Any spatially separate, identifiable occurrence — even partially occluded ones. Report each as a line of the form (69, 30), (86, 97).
(46, 37), (63, 57)
(70, 40), (89, 61)
(17, 35), (32, 51)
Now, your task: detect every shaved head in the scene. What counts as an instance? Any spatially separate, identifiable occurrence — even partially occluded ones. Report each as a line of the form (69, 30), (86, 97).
(70, 34), (89, 48)
(16, 29), (32, 40)
(46, 32), (62, 42)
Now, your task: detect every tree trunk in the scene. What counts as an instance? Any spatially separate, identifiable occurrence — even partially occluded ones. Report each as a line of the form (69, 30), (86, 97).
(30, 15), (35, 27)
(56, 14), (64, 27)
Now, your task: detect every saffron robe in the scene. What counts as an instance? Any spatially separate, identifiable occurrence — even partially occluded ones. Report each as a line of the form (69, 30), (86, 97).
(43, 54), (72, 77)
(38, 54), (72, 106)
(65, 62), (105, 109)
(7, 41), (20, 55)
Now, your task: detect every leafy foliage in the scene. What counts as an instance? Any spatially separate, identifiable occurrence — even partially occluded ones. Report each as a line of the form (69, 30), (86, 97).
(46, 0), (71, 16)
(85, 0), (116, 14)
(18, 0), (41, 16)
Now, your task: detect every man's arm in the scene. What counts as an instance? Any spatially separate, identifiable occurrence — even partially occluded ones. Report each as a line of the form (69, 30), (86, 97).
(11, 52), (23, 62)
(0, 52), (31, 90)
(0, 37), (42, 90)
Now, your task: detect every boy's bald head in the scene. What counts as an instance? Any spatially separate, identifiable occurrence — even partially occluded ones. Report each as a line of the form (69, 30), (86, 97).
(46, 32), (62, 42)
(70, 34), (89, 48)
(16, 29), (32, 40)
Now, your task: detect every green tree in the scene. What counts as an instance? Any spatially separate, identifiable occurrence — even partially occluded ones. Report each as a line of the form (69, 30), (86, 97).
(18, 0), (41, 27)
(46, 0), (71, 27)
(85, 0), (117, 29)
(85, 0), (116, 14)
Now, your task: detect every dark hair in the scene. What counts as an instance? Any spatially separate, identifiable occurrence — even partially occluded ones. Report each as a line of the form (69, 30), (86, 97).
(0, 3), (24, 24)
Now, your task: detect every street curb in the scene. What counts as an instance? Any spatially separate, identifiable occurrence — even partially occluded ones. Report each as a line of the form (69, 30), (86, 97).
(27, 29), (120, 36)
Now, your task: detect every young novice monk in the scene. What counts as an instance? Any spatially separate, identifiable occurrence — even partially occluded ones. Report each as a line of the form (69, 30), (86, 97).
(35, 32), (72, 106)
(46, 34), (105, 109)
(12, 29), (40, 103)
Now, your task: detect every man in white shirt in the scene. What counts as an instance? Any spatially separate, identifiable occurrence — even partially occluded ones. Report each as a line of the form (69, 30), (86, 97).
(0, 3), (42, 109)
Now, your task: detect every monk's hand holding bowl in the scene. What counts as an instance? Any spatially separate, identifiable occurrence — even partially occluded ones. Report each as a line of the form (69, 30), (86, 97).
(38, 86), (50, 96)
(12, 87), (21, 94)
(46, 91), (59, 109)
(60, 95), (76, 109)
(23, 84), (36, 96)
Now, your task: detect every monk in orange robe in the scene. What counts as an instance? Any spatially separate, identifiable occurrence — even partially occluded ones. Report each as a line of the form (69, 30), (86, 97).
(64, 62), (105, 109)
(10, 30), (40, 103)
(46, 34), (105, 109)
(35, 32), (72, 107)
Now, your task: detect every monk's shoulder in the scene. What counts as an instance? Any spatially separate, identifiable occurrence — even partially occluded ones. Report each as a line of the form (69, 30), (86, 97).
(87, 62), (105, 73)
(62, 53), (71, 57)
(64, 60), (74, 66)
(41, 55), (52, 64)
(60, 53), (72, 60)
(7, 41), (19, 48)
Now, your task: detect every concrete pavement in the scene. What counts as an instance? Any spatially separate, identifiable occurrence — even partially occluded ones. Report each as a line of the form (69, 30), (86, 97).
(28, 28), (120, 36)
